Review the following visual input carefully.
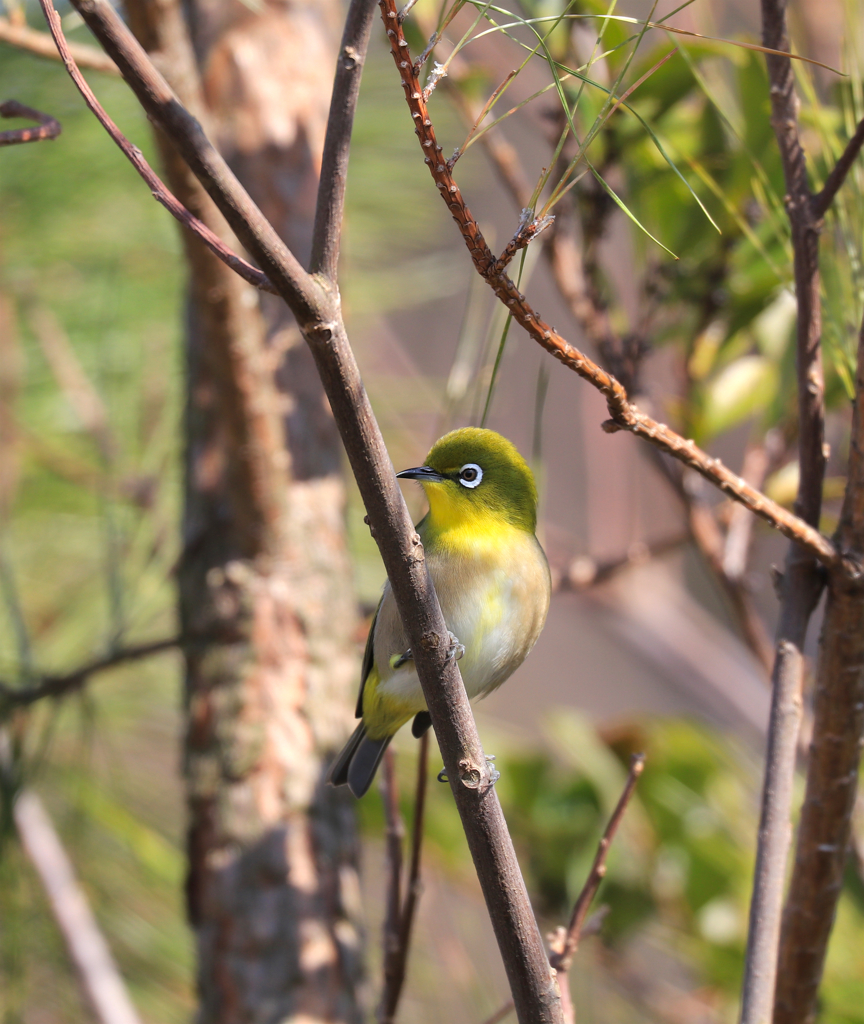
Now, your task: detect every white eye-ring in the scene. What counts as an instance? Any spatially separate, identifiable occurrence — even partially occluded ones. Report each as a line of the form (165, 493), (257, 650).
(458, 463), (483, 488)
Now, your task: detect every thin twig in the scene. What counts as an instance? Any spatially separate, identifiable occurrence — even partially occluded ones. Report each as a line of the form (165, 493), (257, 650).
(29, 303), (116, 462)
(65, 0), (322, 323)
(479, 1002), (515, 1024)
(723, 437), (780, 580)
(449, 79), (774, 667)
(400, 729), (428, 951)
(547, 755), (645, 1024)
(59, 3), (565, 1018)
(0, 99), (61, 145)
(378, 731), (429, 1023)
(121, 0), (288, 548)
(0, 637), (179, 709)
(379, 748), (405, 1024)
(377, 0), (841, 574)
(811, 114), (864, 219)
(686, 495), (775, 676)
(14, 789), (143, 1024)
(549, 753), (645, 975)
(0, 16), (118, 73)
(35, 3), (278, 296)
(311, 0), (377, 281)
(556, 532), (689, 593)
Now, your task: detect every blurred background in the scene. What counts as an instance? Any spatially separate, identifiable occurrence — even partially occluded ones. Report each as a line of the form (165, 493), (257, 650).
(2, 0), (864, 1021)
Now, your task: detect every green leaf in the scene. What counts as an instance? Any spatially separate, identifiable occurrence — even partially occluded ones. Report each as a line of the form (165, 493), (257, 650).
(698, 354), (778, 439)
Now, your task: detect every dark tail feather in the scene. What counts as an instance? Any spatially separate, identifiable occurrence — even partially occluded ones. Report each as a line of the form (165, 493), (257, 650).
(411, 711), (432, 737)
(327, 722), (365, 787)
(327, 723), (392, 798)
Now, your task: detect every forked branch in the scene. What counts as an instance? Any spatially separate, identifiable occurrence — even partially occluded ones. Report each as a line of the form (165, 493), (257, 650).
(812, 114), (864, 219)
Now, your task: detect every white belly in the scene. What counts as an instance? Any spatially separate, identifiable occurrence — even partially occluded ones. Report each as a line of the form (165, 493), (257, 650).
(373, 529), (550, 711)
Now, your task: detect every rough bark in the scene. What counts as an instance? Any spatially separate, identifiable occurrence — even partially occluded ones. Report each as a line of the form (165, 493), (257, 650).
(121, 1), (363, 1020)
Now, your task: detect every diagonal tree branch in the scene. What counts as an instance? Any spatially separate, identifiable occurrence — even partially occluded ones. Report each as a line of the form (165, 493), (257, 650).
(22, 11), (277, 296)
(0, 638), (180, 710)
(549, 753), (645, 1024)
(46, 2), (564, 1018)
(63, 0), (322, 324)
(449, 76), (776, 674)
(13, 788), (144, 1024)
(774, 306), (864, 1024)
(811, 114), (864, 219)
(0, 99), (61, 145)
(740, 20), (826, 1024)
(378, 732), (429, 1023)
(739, 3), (831, 1021)
(378, 0), (840, 574)
(311, 0), (377, 281)
(379, 749), (405, 1024)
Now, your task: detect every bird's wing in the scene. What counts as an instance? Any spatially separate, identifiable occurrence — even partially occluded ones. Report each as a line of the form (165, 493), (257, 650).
(355, 597), (382, 718)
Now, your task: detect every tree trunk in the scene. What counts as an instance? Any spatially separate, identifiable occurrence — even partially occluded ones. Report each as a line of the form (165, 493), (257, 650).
(122, 2), (364, 1021)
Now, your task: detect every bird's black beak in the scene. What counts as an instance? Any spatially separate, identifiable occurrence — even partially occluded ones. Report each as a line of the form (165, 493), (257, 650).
(396, 465), (445, 483)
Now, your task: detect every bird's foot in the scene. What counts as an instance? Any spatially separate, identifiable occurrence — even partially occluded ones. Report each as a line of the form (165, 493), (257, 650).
(485, 754), (501, 785)
(446, 632), (465, 662)
(390, 648), (412, 670)
(437, 755), (500, 786)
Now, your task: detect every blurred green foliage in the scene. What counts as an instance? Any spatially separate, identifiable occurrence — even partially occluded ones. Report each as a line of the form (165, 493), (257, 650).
(379, 713), (864, 1021)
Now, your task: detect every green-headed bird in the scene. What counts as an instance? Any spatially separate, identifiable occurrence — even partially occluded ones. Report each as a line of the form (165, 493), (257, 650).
(328, 427), (551, 798)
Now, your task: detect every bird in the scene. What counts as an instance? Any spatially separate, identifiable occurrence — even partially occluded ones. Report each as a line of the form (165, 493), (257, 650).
(328, 427), (551, 798)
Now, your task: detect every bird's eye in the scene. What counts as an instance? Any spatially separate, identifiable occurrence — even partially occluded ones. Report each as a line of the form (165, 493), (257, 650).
(458, 463), (483, 488)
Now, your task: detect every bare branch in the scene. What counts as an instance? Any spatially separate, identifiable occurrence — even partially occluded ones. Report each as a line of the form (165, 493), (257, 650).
(53, 3), (564, 1017)
(0, 637), (180, 709)
(0, 16), (117, 73)
(378, 731), (429, 1023)
(686, 496), (775, 676)
(379, 749), (405, 1024)
(400, 730), (429, 951)
(28, 7), (278, 296)
(723, 438), (779, 581)
(377, 0), (840, 574)
(60, 0), (321, 323)
(555, 533), (689, 593)
(0, 99), (60, 146)
(741, 4), (831, 1020)
(14, 789), (144, 1024)
(546, 755), (645, 1024)
(774, 307), (864, 1024)
(549, 753), (645, 976)
(812, 114), (864, 219)
(311, 0), (377, 281)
